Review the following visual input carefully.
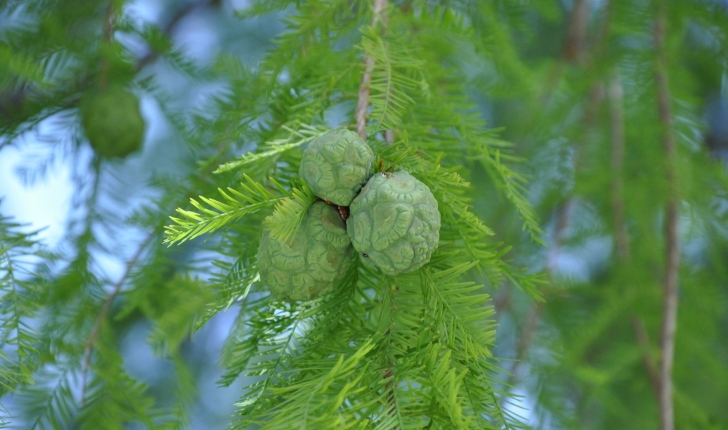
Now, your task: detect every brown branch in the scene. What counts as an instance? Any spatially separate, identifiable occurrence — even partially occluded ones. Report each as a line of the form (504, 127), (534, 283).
(355, 0), (388, 140)
(538, 0), (591, 105)
(608, 72), (662, 396)
(355, 3), (398, 423)
(98, 3), (115, 90)
(507, 302), (544, 385)
(563, 0), (590, 63)
(608, 75), (629, 260)
(654, 5), (680, 430)
(632, 317), (661, 398)
(600, 0), (666, 403)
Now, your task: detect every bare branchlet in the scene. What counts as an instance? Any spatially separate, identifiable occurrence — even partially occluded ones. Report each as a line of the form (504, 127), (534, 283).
(355, 0), (389, 141)
(654, 5), (680, 430)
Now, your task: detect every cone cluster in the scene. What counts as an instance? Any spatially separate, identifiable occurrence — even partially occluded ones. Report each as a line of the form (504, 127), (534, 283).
(257, 128), (441, 302)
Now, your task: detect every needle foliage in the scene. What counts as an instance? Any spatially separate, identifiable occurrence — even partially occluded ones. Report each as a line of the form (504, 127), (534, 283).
(1, 0), (728, 429)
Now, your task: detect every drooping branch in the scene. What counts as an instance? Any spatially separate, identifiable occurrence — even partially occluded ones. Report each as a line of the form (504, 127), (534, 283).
(355, 3), (399, 424)
(608, 72), (662, 398)
(563, 0), (589, 63)
(632, 317), (660, 398)
(80, 123), (235, 404)
(80, 230), (155, 404)
(608, 75), (629, 259)
(355, 0), (389, 140)
(509, 0), (595, 383)
(654, 4), (680, 430)
(98, 3), (115, 90)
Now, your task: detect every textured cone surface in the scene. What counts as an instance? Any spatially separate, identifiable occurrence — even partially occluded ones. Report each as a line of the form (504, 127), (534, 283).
(257, 201), (353, 302)
(80, 84), (145, 158)
(299, 128), (375, 206)
(347, 171), (441, 276)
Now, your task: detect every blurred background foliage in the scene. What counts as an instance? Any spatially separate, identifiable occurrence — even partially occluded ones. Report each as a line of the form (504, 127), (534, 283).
(1, 0), (727, 428)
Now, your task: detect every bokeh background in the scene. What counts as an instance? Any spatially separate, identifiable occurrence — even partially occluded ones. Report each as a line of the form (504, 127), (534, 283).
(2, 0), (728, 428)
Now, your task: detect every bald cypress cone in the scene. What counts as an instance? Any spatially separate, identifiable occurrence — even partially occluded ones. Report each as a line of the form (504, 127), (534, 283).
(257, 201), (353, 302)
(299, 128), (375, 206)
(347, 171), (440, 276)
(80, 84), (144, 158)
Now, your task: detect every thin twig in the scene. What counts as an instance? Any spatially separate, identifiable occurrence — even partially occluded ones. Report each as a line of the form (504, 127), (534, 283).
(493, 289), (511, 315)
(80, 230), (156, 404)
(632, 317), (661, 398)
(356, 1), (397, 423)
(608, 72), (662, 395)
(384, 129), (394, 145)
(355, 0), (388, 140)
(563, 0), (589, 63)
(550, 200), (573, 272)
(98, 3), (115, 90)
(508, 199), (570, 384)
(654, 5), (680, 430)
(538, 0), (590, 105)
(507, 302), (544, 384)
(608, 75), (629, 259)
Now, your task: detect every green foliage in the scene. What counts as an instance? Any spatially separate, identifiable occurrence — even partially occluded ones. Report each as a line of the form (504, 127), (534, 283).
(1, 0), (544, 426)
(0, 215), (47, 400)
(362, 28), (429, 134)
(213, 125), (331, 174)
(3, 0), (728, 429)
(264, 180), (317, 244)
(164, 174), (286, 245)
(163, 0), (544, 424)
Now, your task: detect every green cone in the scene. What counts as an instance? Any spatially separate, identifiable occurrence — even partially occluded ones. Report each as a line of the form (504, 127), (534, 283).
(80, 84), (144, 158)
(258, 201), (353, 302)
(347, 171), (440, 276)
(299, 128), (375, 206)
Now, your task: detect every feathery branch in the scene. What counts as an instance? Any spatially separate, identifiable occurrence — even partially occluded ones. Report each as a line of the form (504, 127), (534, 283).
(164, 174), (285, 245)
(80, 127), (238, 406)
